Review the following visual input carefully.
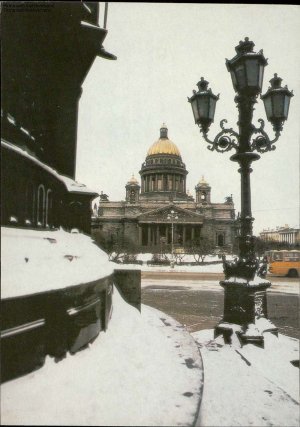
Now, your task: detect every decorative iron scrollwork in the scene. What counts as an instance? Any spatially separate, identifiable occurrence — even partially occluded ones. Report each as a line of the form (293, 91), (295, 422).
(199, 117), (281, 155)
(199, 119), (239, 153)
(250, 119), (280, 153)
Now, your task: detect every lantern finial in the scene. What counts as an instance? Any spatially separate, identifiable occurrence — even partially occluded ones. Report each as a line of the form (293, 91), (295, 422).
(235, 37), (255, 54)
(197, 77), (209, 91)
(269, 73), (282, 89)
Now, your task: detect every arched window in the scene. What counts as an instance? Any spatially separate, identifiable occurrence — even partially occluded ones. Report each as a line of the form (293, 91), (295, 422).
(37, 184), (45, 227)
(130, 189), (136, 203)
(46, 189), (53, 227)
(69, 200), (83, 231)
(25, 181), (35, 226)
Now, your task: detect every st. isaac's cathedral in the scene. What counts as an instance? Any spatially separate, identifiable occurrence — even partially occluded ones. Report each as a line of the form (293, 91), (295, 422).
(92, 124), (236, 251)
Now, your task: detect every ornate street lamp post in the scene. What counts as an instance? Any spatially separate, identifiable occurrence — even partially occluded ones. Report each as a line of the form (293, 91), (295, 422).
(167, 210), (179, 267)
(188, 37), (293, 345)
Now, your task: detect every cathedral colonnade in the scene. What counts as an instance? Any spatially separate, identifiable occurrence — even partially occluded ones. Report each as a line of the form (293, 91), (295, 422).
(138, 223), (202, 246)
(141, 173), (186, 193)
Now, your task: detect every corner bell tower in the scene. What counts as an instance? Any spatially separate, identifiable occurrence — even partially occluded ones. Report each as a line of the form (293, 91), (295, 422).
(195, 176), (211, 204)
(125, 174), (140, 203)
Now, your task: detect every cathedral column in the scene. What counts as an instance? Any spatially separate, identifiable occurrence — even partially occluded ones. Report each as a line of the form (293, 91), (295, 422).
(147, 225), (151, 246)
(138, 225), (142, 245)
(183, 225), (186, 246)
(164, 174), (168, 191)
(191, 226), (195, 241)
(172, 175), (175, 191)
(156, 224), (159, 246)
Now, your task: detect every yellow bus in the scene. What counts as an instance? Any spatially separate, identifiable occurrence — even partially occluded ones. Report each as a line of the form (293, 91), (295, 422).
(266, 250), (300, 277)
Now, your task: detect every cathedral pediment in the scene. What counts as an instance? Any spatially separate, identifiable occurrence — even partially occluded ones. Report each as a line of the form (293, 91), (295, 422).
(137, 204), (203, 224)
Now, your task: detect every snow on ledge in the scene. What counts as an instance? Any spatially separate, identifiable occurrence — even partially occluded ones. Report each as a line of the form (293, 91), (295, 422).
(1, 226), (114, 299)
(222, 273), (271, 286)
(1, 139), (97, 195)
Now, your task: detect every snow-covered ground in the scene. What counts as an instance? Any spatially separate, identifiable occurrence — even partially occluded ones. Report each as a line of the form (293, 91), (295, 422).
(1, 227), (113, 299)
(116, 253), (228, 273)
(135, 253), (227, 263)
(2, 287), (298, 427)
(193, 329), (299, 427)
(2, 237), (299, 426)
(135, 262), (225, 273)
(1, 286), (204, 426)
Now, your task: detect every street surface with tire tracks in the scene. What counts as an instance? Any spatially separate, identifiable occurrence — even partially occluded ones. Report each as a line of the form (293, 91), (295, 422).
(141, 271), (299, 338)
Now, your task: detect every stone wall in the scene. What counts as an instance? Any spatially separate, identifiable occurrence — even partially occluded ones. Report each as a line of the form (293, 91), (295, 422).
(1, 275), (114, 383)
(114, 269), (141, 311)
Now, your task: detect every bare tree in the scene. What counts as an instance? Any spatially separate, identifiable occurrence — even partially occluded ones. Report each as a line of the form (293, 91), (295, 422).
(188, 238), (214, 264)
(174, 249), (185, 264)
(92, 230), (138, 263)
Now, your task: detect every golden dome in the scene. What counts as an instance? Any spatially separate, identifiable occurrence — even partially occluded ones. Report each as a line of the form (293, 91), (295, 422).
(147, 124), (181, 157)
(127, 174), (139, 185)
(197, 175), (209, 186)
(147, 139), (181, 156)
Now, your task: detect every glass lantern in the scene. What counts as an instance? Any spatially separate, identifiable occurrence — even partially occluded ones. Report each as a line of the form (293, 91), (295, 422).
(188, 77), (219, 133)
(261, 74), (294, 132)
(226, 37), (268, 95)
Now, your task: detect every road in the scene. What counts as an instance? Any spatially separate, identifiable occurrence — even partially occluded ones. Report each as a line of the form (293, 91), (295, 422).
(141, 271), (299, 294)
(141, 272), (299, 339)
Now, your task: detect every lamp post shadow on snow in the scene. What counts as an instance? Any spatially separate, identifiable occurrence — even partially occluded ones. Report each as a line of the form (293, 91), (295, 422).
(188, 37), (293, 346)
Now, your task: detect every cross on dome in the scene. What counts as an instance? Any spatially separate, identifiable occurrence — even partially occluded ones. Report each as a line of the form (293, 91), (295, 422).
(160, 123), (168, 138)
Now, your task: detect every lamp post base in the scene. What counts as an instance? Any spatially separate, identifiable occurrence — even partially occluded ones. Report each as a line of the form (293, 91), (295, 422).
(215, 278), (278, 347)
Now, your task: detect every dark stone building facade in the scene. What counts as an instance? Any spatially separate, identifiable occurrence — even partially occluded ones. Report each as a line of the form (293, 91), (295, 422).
(1, 2), (115, 234)
(93, 125), (236, 251)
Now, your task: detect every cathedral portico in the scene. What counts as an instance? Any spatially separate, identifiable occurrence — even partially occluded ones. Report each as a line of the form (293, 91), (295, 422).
(136, 204), (204, 247)
(137, 223), (202, 246)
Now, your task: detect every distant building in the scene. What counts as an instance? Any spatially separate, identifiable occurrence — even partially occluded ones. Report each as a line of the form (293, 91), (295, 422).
(92, 124), (236, 250)
(1, 2), (115, 234)
(260, 226), (300, 245)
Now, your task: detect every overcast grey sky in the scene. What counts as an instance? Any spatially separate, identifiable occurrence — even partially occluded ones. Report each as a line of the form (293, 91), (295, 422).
(76, 3), (300, 235)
